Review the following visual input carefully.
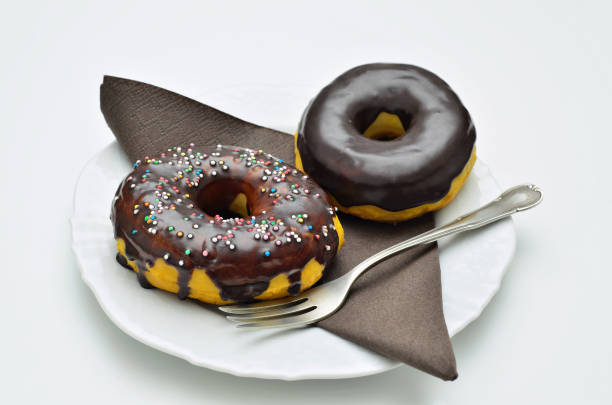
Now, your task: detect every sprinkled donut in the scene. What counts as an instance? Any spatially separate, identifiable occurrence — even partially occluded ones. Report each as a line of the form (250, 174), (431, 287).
(295, 63), (477, 222)
(111, 144), (344, 304)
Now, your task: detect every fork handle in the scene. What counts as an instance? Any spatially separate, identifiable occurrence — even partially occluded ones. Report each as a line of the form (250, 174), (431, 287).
(345, 184), (543, 285)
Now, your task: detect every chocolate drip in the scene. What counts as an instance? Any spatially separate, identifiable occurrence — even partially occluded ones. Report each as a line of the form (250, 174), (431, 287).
(219, 281), (270, 302)
(111, 144), (341, 302)
(297, 63), (476, 211)
(176, 269), (192, 300)
(136, 269), (154, 289)
(115, 252), (131, 270)
(287, 271), (302, 296)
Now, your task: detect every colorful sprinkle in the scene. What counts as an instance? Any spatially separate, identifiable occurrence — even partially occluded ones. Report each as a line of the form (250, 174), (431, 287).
(119, 144), (338, 275)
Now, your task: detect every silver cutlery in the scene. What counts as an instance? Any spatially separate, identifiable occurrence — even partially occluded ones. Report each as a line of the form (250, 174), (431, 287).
(219, 184), (543, 329)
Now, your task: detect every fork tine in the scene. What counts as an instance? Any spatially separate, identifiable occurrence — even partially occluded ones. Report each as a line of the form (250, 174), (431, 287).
(218, 296), (308, 314)
(235, 311), (320, 329)
(226, 303), (315, 323)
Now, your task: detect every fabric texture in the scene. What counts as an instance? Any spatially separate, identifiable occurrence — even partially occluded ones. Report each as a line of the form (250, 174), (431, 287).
(100, 76), (457, 380)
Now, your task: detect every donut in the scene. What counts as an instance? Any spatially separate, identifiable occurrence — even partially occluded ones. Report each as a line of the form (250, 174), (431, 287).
(295, 63), (476, 222)
(111, 144), (344, 305)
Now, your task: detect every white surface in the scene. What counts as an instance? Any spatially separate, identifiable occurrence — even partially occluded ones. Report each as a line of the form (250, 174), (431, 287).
(1, 0), (611, 403)
(71, 140), (513, 380)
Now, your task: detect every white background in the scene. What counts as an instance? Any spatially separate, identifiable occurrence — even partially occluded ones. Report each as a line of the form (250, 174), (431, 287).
(1, 1), (611, 403)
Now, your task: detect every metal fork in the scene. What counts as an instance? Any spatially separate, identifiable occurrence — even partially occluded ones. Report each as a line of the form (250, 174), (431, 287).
(219, 184), (543, 329)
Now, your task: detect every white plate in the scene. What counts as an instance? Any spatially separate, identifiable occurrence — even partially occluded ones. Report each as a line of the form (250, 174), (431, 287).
(72, 140), (514, 380)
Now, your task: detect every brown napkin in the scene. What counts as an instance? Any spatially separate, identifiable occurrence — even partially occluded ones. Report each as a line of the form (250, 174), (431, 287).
(100, 76), (458, 380)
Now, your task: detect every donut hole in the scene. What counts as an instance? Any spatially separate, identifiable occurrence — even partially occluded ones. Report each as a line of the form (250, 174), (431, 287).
(356, 110), (411, 141)
(196, 179), (252, 219)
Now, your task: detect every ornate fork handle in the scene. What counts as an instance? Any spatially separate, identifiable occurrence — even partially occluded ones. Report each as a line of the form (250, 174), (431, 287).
(345, 184), (543, 285)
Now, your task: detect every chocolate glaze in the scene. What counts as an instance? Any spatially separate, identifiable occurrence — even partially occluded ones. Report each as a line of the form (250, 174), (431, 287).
(115, 252), (130, 269)
(297, 63), (476, 211)
(111, 144), (341, 302)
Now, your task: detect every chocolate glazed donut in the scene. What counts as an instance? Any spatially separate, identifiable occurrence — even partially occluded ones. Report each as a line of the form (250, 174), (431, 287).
(112, 144), (344, 304)
(295, 63), (476, 222)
